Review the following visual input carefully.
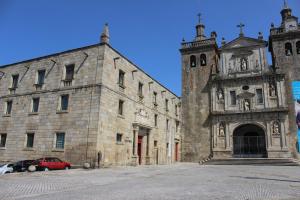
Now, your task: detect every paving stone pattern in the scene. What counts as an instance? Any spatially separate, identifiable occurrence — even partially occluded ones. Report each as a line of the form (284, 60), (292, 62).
(0, 163), (300, 200)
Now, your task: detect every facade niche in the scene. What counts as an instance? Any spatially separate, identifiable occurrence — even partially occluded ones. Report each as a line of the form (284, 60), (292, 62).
(285, 42), (293, 56)
(219, 122), (225, 137)
(296, 41), (300, 54)
(272, 121), (280, 136)
(240, 58), (248, 71)
(190, 55), (196, 68)
(200, 54), (207, 66)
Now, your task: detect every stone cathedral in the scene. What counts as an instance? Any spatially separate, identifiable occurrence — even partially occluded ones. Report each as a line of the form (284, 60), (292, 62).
(181, 2), (300, 162)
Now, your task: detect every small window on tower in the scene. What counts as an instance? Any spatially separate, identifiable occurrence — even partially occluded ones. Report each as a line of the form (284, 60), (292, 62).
(200, 54), (207, 66)
(285, 42), (293, 56)
(190, 55), (196, 68)
(296, 41), (300, 54)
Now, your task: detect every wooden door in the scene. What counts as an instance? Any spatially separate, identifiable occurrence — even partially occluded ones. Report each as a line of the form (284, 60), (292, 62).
(138, 136), (143, 165)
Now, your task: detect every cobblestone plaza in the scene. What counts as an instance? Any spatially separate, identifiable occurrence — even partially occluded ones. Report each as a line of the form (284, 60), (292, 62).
(0, 163), (300, 200)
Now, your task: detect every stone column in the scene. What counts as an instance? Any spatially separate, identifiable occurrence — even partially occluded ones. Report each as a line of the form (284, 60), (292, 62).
(146, 130), (151, 165)
(131, 126), (139, 166)
(225, 123), (230, 150)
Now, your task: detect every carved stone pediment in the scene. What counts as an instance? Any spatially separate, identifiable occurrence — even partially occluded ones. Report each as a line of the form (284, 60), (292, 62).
(220, 36), (267, 51)
(134, 108), (151, 127)
(237, 91), (255, 99)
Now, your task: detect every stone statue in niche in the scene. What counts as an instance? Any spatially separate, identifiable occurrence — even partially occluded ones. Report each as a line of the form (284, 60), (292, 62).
(241, 58), (247, 71)
(219, 123), (225, 136)
(255, 60), (259, 69)
(244, 99), (250, 111)
(269, 82), (276, 97)
(273, 121), (280, 135)
(217, 89), (224, 100)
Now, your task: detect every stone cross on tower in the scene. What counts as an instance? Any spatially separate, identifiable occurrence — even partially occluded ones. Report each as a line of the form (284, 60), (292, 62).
(197, 13), (202, 24)
(237, 23), (245, 37)
(284, 0), (289, 9)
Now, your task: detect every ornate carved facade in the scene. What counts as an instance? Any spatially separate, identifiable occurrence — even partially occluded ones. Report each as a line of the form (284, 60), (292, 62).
(181, 2), (300, 161)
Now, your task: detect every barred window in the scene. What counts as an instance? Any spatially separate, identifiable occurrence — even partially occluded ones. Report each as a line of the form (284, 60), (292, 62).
(26, 133), (34, 148)
(0, 134), (7, 147)
(56, 132), (65, 149)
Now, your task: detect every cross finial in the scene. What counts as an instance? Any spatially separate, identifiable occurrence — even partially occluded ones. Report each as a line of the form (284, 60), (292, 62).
(284, 0), (289, 9)
(197, 13), (202, 24)
(237, 22), (245, 36)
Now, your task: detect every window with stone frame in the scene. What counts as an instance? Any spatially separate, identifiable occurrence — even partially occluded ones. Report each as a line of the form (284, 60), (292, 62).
(166, 119), (169, 131)
(138, 82), (143, 98)
(285, 42), (293, 56)
(296, 41), (300, 54)
(118, 100), (124, 116)
(37, 70), (46, 85)
(256, 89), (264, 104)
(153, 92), (158, 106)
(26, 133), (34, 148)
(60, 95), (69, 111)
(0, 134), (7, 147)
(190, 55), (196, 68)
(176, 120), (180, 132)
(154, 114), (158, 127)
(32, 97), (40, 113)
(11, 74), (19, 89)
(118, 70), (125, 88)
(116, 133), (122, 143)
(65, 64), (75, 81)
(55, 132), (65, 149)
(175, 104), (178, 116)
(230, 91), (237, 106)
(165, 99), (169, 112)
(6, 101), (13, 115)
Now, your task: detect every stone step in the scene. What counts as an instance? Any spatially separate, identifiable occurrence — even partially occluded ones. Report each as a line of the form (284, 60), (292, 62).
(203, 158), (300, 166)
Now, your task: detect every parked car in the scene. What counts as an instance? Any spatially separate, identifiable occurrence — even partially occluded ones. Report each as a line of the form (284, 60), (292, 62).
(13, 160), (35, 172)
(34, 157), (71, 171)
(0, 164), (14, 175)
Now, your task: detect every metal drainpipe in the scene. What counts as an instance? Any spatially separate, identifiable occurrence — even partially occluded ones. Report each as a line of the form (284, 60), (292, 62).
(85, 45), (102, 165)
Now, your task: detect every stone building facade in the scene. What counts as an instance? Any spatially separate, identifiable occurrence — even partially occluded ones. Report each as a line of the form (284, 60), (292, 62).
(181, 2), (300, 161)
(0, 25), (181, 167)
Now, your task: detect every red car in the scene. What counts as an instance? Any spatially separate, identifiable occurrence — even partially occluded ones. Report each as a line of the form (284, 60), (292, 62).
(34, 157), (71, 171)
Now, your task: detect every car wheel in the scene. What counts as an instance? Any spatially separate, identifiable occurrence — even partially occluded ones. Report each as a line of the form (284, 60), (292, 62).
(65, 166), (70, 170)
(44, 167), (49, 171)
(5, 171), (10, 174)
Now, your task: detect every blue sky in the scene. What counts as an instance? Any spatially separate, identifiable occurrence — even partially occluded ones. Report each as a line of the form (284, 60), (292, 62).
(0, 0), (299, 96)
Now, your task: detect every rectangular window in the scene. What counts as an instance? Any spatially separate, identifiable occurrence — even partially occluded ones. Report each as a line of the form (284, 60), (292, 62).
(65, 64), (75, 81)
(118, 100), (124, 115)
(37, 70), (46, 85)
(166, 119), (169, 131)
(118, 70), (125, 87)
(32, 98), (40, 113)
(154, 114), (158, 127)
(0, 134), (7, 147)
(60, 95), (69, 111)
(154, 140), (158, 147)
(176, 120), (179, 132)
(230, 91), (237, 106)
(55, 132), (65, 149)
(11, 74), (19, 89)
(26, 133), (34, 148)
(138, 82), (143, 97)
(165, 99), (169, 111)
(116, 133), (122, 143)
(153, 92), (157, 105)
(6, 101), (12, 115)
(175, 105), (178, 116)
(256, 89), (264, 104)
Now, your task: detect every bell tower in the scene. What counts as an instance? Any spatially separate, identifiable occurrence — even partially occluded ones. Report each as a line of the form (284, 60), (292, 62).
(269, 0), (300, 157)
(180, 14), (218, 162)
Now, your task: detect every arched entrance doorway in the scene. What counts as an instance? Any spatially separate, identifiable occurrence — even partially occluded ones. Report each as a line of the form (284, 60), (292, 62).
(233, 124), (267, 158)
